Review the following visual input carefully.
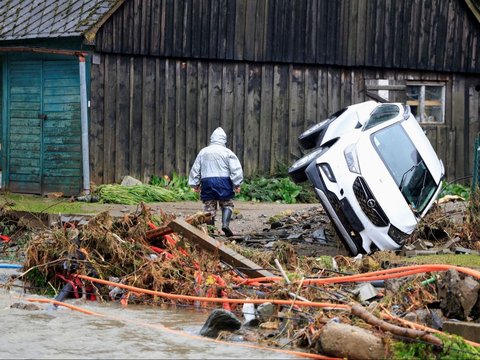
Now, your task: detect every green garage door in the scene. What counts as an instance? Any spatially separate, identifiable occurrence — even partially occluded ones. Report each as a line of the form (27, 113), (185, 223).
(7, 59), (82, 196)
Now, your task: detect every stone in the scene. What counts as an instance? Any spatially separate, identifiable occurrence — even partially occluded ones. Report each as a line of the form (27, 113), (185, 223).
(318, 322), (385, 359)
(120, 176), (142, 186)
(438, 270), (480, 320)
(454, 247), (480, 255)
(355, 283), (379, 302)
(443, 321), (480, 343)
(10, 302), (41, 311)
(312, 228), (326, 241)
(256, 302), (276, 321)
(200, 309), (242, 338)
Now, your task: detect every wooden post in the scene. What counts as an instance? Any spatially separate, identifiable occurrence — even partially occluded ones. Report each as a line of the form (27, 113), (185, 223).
(168, 218), (274, 279)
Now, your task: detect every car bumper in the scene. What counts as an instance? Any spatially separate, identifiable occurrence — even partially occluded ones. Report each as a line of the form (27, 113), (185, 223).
(305, 159), (406, 255)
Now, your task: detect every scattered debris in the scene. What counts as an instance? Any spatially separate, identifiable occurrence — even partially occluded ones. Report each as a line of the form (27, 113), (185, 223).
(1, 197), (480, 359)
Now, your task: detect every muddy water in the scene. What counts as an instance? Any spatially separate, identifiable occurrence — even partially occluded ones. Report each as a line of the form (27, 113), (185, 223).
(0, 270), (297, 359)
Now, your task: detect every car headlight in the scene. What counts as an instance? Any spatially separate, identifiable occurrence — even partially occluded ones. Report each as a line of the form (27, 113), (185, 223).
(344, 144), (361, 174)
(319, 163), (336, 182)
(388, 224), (410, 245)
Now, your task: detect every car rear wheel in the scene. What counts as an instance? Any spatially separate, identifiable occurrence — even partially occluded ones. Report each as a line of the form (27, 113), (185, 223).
(288, 147), (328, 183)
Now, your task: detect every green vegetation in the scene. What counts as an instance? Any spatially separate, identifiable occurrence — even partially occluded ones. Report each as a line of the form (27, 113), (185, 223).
(96, 184), (178, 204)
(401, 254), (480, 268)
(150, 173), (199, 201)
(237, 174), (316, 204)
(237, 176), (303, 203)
(392, 334), (480, 359)
(0, 193), (89, 214)
(440, 181), (471, 200)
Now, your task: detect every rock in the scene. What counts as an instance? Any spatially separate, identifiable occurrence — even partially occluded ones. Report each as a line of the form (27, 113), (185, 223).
(259, 320), (279, 330)
(270, 221), (283, 229)
(354, 283), (379, 302)
(318, 322), (385, 359)
(243, 318), (260, 327)
(256, 302), (276, 321)
(200, 309), (242, 338)
(443, 320), (480, 342)
(120, 176), (142, 186)
(454, 247), (480, 255)
(385, 276), (416, 295)
(438, 269), (480, 320)
(312, 229), (326, 241)
(403, 309), (431, 325)
(10, 302), (41, 311)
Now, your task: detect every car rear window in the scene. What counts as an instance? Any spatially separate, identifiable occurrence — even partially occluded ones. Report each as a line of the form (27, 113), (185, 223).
(364, 104), (400, 130)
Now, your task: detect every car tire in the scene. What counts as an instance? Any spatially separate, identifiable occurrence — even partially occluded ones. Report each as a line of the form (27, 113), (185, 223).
(288, 147), (328, 183)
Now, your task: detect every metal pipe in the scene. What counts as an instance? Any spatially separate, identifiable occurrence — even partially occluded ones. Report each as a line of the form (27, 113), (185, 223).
(79, 56), (90, 195)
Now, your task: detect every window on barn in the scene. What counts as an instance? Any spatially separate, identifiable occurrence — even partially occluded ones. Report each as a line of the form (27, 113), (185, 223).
(406, 84), (445, 123)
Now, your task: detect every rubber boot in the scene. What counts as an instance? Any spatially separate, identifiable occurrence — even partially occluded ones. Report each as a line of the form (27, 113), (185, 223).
(221, 208), (233, 237)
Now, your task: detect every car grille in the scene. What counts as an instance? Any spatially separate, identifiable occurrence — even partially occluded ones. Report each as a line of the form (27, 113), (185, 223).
(353, 177), (389, 227)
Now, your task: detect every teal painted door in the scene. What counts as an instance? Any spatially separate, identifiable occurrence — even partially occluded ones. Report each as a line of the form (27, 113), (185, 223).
(7, 60), (82, 196)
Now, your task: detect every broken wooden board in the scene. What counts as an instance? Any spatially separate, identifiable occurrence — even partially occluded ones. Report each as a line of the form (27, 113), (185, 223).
(168, 218), (274, 279)
(146, 212), (212, 240)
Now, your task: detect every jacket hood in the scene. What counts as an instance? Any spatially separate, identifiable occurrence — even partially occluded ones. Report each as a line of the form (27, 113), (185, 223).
(210, 127), (227, 145)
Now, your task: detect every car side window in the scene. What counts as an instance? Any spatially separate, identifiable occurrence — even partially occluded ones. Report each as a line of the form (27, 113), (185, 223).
(363, 104), (400, 130)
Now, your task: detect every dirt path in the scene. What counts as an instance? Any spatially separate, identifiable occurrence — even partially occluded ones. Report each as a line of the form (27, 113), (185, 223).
(105, 200), (323, 235)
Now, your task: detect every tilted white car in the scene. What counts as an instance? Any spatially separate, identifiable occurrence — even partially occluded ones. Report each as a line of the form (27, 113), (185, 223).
(289, 101), (445, 255)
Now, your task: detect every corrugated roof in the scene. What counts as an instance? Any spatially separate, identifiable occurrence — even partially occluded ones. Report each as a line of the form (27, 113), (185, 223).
(0, 0), (121, 41)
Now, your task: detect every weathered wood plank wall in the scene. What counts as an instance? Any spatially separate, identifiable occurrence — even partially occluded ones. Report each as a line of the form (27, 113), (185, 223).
(89, 56), (480, 184)
(90, 0), (480, 185)
(95, 0), (480, 73)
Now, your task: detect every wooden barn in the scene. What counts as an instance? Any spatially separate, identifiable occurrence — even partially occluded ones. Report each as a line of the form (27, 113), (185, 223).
(0, 0), (479, 196)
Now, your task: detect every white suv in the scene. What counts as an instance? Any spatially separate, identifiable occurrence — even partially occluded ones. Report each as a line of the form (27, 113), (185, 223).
(289, 101), (445, 255)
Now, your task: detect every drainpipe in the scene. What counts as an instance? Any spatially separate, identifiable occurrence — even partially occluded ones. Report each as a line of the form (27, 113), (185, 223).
(79, 55), (90, 195)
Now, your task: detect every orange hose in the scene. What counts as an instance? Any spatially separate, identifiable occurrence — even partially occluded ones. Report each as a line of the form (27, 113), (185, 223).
(25, 297), (101, 316)
(241, 265), (480, 286)
(77, 274), (351, 310)
(26, 297), (339, 360)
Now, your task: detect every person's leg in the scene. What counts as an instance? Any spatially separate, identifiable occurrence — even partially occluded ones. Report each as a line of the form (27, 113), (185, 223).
(203, 200), (217, 226)
(219, 199), (234, 237)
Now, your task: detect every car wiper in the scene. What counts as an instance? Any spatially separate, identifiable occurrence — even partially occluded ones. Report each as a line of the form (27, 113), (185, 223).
(399, 164), (416, 192)
(399, 160), (423, 192)
(416, 167), (428, 211)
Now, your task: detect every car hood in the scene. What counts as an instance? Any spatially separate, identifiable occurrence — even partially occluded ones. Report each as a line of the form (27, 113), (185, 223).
(355, 132), (419, 233)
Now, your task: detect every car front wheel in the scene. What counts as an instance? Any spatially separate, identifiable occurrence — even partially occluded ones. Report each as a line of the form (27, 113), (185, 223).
(288, 147), (328, 183)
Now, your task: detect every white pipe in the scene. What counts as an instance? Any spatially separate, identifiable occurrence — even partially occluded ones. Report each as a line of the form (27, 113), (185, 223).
(79, 56), (90, 194)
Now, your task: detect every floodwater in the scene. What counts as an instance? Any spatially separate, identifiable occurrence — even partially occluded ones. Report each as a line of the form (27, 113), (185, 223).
(0, 269), (299, 359)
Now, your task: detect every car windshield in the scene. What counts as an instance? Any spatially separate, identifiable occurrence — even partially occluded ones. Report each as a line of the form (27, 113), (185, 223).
(372, 124), (438, 213)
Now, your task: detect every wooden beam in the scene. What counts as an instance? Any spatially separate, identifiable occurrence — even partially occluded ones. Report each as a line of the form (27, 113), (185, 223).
(366, 90), (388, 103)
(168, 218), (275, 279)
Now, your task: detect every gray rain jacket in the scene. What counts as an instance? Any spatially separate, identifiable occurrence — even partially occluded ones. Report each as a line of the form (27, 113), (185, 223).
(188, 127), (243, 201)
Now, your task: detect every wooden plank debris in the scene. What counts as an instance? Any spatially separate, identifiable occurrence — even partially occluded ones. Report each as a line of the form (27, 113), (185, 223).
(146, 212), (212, 240)
(168, 218), (274, 279)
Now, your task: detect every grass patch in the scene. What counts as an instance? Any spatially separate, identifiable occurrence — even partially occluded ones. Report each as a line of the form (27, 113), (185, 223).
(0, 193), (100, 214)
(400, 254), (480, 268)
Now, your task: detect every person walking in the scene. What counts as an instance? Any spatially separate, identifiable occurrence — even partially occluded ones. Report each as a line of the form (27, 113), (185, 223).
(188, 127), (243, 237)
